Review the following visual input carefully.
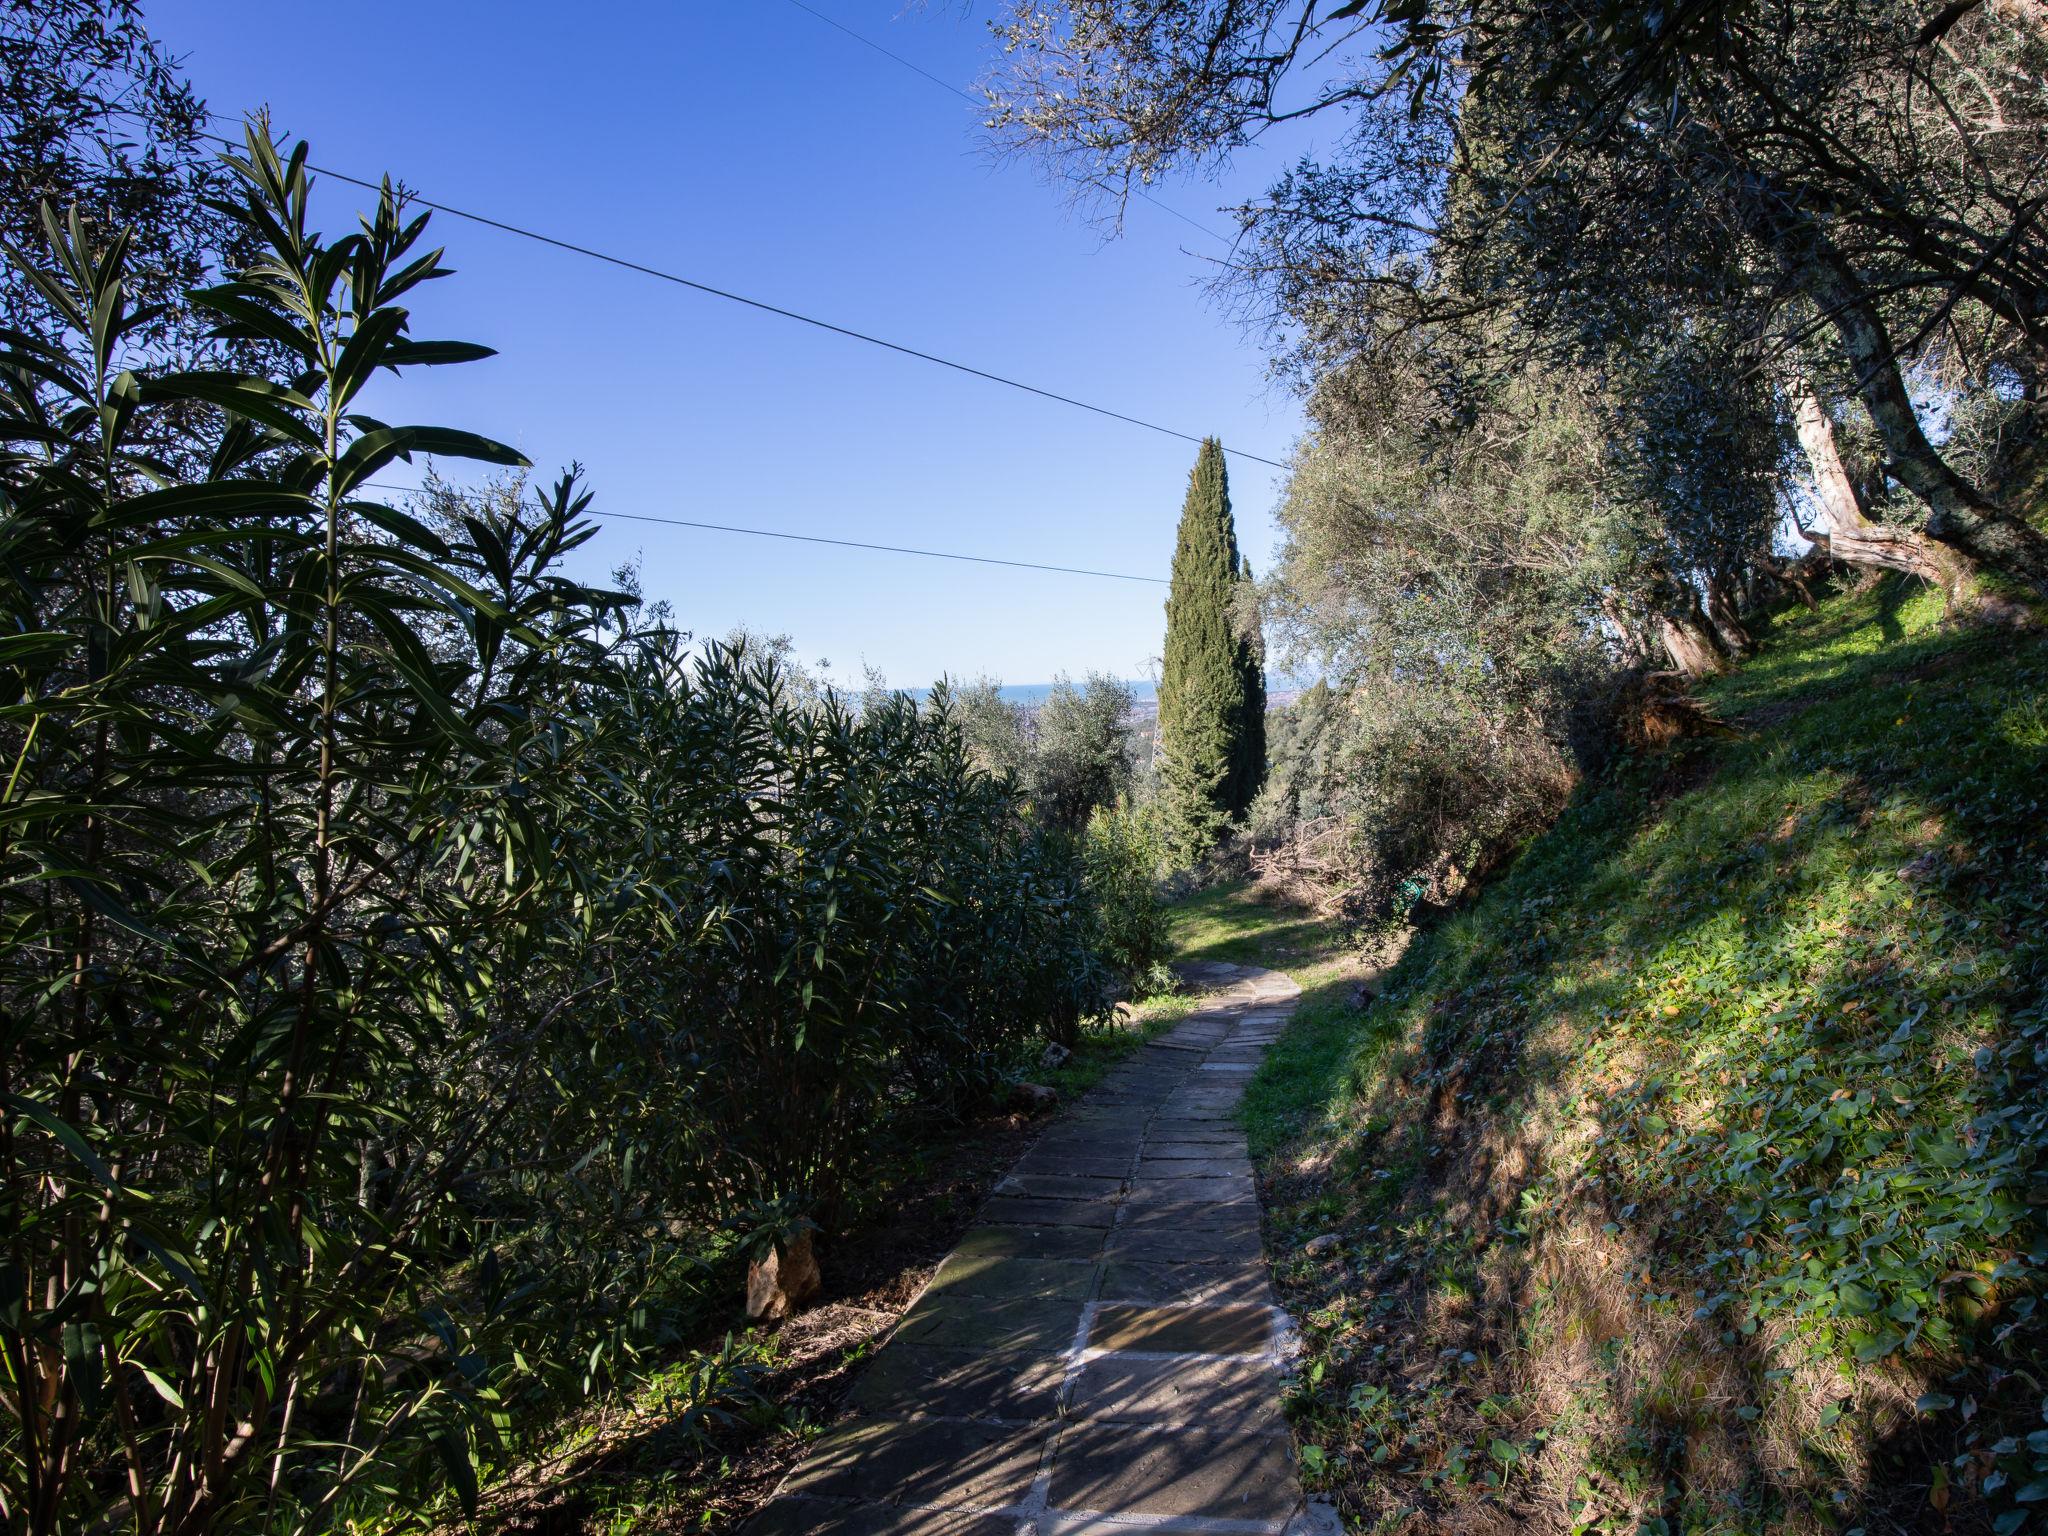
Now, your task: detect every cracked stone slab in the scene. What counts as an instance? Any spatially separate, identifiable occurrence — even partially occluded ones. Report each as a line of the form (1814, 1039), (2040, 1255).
(993, 1173), (1128, 1201)
(1135, 1157), (1255, 1179)
(1005, 1155), (1134, 1181)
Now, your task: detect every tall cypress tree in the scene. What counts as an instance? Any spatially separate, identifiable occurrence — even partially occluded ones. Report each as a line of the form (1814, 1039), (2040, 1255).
(1158, 438), (1261, 864)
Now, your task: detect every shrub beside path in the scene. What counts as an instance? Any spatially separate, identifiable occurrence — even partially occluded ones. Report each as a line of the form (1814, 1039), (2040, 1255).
(745, 961), (1339, 1536)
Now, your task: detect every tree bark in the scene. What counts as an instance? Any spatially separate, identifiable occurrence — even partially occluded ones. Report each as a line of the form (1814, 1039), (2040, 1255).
(1657, 606), (1729, 677)
(1787, 380), (1976, 596)
(1704, 572), (1753, 655)
(1600, 592), (1654, 666)
(1796, 248), (2048, 598)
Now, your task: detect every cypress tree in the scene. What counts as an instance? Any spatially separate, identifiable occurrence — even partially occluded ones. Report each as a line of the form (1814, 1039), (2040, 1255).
(1157, 438), (1261, 864)
(1230, 555), (1267, 816)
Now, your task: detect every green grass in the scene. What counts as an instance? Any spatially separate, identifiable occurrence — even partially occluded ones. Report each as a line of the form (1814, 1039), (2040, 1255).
(1036, 1004), (1189, 1098)
(1163, 880), (1352, 971)
(1226, 579), (2048, 1535)
(1154, 883), (1376, 1163)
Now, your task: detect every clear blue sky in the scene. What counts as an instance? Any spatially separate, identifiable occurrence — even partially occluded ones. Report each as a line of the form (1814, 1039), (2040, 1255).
(162, 1), (1306, 689)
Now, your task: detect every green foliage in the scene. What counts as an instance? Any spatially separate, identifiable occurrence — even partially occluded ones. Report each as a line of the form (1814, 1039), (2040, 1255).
(1029, 673), (1136, 831)
(991, 0), (2048, 592)
(1252, 360), (1623, 916)
(0, 1), (242, 363)
(1081, 798), (1172, 991)
(0, 133), (1108, 1535)
(944, 674), (1031, 781)
(1249, 580), (2048, 1531)
(1159, 437), (1263, 865)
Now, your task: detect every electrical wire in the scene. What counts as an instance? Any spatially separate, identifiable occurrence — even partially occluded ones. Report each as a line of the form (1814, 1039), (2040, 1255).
(777, 0), (1232, 248)
(601, 507), (1167, 584)
(363, 483), (1167, 584)
(172, 120), (1287, 471)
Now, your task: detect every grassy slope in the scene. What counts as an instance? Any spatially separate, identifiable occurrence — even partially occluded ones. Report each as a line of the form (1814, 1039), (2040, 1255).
(1212, 582), (2048, 1535)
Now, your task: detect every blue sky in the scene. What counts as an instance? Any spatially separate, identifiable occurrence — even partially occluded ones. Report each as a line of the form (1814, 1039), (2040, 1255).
(162, 1), (1307, 689)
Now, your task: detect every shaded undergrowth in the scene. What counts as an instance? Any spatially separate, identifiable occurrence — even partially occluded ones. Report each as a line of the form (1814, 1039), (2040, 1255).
(1240, 580), (2048, 1535)
(472, 1007), (1178, 1534)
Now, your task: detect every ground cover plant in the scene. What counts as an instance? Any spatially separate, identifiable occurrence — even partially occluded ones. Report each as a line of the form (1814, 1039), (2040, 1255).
(1242, 580), (2048, 1533)
(0, 132), (1132, 1535)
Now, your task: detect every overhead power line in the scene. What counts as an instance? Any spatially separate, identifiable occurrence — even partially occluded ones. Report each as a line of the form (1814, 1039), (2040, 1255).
(602, 507), (1168, 584)
(365, 483), (1167, 584)
(777, 0), (1231, 247)
(172, 118), (1287, 472)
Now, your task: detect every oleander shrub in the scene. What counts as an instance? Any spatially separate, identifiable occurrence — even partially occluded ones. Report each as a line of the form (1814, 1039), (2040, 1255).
(0, 132), (1103, 1536)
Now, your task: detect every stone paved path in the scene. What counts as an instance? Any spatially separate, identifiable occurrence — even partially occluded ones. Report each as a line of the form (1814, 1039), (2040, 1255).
(746, 961), (1337, 1536)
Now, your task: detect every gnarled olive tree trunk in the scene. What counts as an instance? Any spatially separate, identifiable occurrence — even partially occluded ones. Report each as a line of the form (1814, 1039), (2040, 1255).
(1793, 246), (2048, 598)
(1657, 595), (1732, 677)
(1704, 571), (1754, 656)
(1788, 380), (1976, 598)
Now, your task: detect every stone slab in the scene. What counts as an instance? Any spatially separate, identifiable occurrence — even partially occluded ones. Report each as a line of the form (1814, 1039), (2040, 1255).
(1068, 1353), (1287, 1426)
(926, 1252), (1099, 1301)
(1047, 1424), (1298, 1522)
(1141, 1126), (1246, 1146)
(1135, 1157), (1255, 1179)
(980, 1196), (1117, 1229)
(1008, 1155), (1133, 1181)
(745, 1496), (1018, 1535)
(1105, 1226), (1264, 1264)
(1089, 1303), (1274, 1356)
(848, 1345), (1066, 1420)
(1142, 1141), (1252, 1160)
(1097, 1259), (1277, 1307)
(994, 1174), (1127, 1202)
(1025, 1140), (1144, 1163)
(782, 1417), (1052, 1508)
(951, 1224), (1108, 1262)
(1130, 1187), (1253, 1212)
(894, 1295), (1085, 1353)
(1118, 1203), (1260, 1236)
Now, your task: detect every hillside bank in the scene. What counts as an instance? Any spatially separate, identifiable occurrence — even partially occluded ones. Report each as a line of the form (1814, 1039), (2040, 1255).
(1185, 582), (2047, 1534)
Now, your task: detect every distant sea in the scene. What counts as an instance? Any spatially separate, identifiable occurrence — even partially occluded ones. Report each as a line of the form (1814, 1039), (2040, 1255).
(996, 680), (1158, 707)
(992, 678), (1307, 709)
